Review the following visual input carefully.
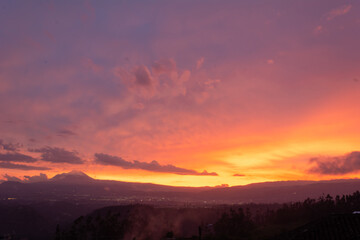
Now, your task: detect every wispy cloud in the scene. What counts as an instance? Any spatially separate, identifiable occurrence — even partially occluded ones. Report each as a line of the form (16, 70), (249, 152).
(196, 57), (204, 70)
(94, 153), (218, 176)
(326, 4), (352, 21)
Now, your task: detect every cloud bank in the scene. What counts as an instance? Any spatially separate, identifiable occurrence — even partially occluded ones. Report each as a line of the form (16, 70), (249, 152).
(3, 174), (22, 182)
(0, 140), (53, 171)
(309, 151), (360, 175)
(2, 173), (48, 183)
(23, 173), (48, 183)
(30, 147), (84, 164)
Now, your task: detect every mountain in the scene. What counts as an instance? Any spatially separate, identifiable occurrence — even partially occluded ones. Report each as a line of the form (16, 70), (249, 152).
(50, 170), (95, 183)
(1, 171), (360, 204)
(197, 179), (360, 203)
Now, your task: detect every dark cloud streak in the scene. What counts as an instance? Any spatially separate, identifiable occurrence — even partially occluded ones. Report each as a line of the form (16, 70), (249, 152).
(0, 162), (51, 171)
(233, 173), (246, 177)
(94, 153), (218, 176)
(0, 152), (36, 163)
(57, 129), (77, 136)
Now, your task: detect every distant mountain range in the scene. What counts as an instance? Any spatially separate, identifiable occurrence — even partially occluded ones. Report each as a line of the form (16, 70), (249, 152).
(2, 171), (360, 204)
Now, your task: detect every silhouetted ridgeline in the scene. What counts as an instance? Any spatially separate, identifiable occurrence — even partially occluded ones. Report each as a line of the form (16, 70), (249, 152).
(2, 171), (360, 204)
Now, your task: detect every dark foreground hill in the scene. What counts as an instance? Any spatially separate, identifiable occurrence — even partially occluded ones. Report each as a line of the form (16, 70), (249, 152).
(58, 190), (360, 240)
(57, 205), (221, 240)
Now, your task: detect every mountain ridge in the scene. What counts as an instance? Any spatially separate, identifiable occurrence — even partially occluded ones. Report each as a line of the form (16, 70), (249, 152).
(2, 172), (360, 204)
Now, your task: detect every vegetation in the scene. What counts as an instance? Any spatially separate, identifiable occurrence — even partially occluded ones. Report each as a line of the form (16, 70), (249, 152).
(210, 191), (360, 240)
(54, 191), (360, 240)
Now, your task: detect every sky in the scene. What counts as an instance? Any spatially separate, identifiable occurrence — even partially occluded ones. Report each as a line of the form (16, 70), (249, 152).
(0, 0), (360, 187)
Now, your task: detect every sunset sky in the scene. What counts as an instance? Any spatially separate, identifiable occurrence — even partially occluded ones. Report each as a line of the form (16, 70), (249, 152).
(1, 0), (360, 187)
